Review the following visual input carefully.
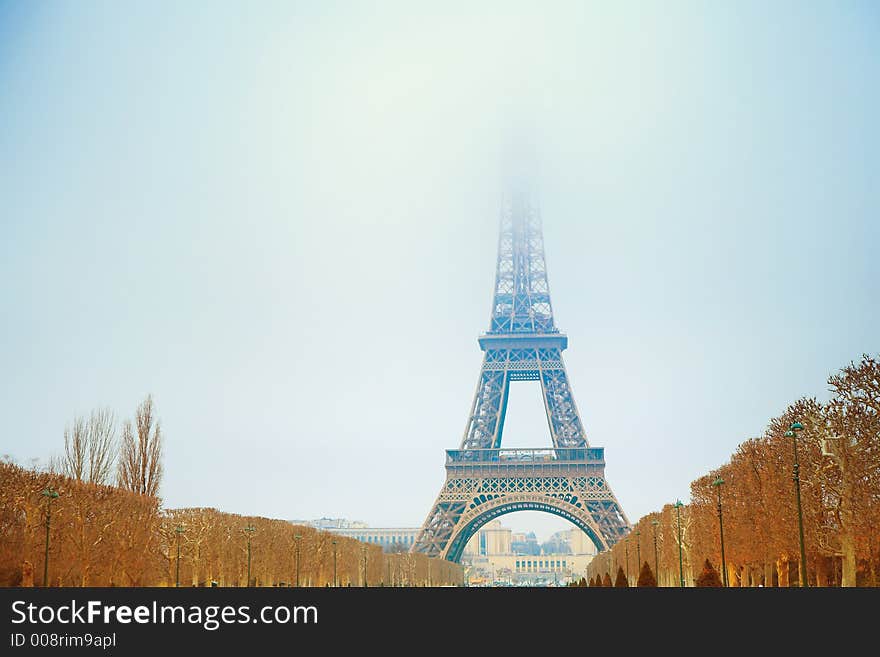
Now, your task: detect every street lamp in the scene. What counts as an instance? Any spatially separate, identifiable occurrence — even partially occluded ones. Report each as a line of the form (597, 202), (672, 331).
(625, 537), (630, 585)
(674, 500), (685, 587)
(331, 540), (337, 587)
(361, 545), (368, 587)
(788, 422), (809, 588)
(244, 525), (256, 587)
(651, 519), (660, 585)
(175, 526), (185, 587)
(636, 529), (641, 577)
(712, 476), (728, 587)
(41, 487), (59, 587)
(294, 534), (302, 587)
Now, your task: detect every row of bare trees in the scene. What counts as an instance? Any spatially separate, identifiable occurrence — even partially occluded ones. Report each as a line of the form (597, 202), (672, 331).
(161, 508), (461, 587)
(57, 395), (163, 497)
(0, 460), (162, 586)
(588, 354), (880, 587)
(0, 461), (462, 587)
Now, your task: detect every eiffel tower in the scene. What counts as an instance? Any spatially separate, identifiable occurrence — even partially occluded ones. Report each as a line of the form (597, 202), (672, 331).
(412, 189), (630, 561)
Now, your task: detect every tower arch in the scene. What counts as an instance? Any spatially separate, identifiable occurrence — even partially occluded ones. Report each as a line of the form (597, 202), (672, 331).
(444, 496), (608, 563)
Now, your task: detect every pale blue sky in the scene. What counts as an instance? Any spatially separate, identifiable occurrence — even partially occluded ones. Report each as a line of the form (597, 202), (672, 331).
(2, 1), (878, 542)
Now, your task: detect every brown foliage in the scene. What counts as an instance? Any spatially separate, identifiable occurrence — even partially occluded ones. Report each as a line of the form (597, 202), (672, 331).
(587, 356), (880, 587)
(0, 461), (462, 587)
(0, 460), (162, 586)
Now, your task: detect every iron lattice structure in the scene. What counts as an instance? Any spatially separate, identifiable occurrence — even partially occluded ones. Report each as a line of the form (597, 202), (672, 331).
(413, 191), (630, 562)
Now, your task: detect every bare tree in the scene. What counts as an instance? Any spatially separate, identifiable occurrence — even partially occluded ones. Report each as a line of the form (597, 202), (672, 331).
(117, 395), (163, 497)
(63, 416), (88, 481)
(63, 409), (117, 484)
(86, 408), (117, 485)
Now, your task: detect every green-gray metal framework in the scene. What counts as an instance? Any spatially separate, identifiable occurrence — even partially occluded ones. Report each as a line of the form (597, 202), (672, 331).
(412, 191), (630, 561)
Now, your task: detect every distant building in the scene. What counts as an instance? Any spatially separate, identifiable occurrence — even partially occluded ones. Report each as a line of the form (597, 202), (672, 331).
(462, 523), (596, 585)
(462, 520), (511, 556)
(328, 527), (419, 551)
(541, 534), (572, 555)
(292, 517), (369, 530)
(465, 554), (595, 586)
(511, 531), (541, 556)
(542, 528), (597, 556)
(566, 528), (597, 556)
(291, 517), (596, 582)
(289, 518), (417, 550)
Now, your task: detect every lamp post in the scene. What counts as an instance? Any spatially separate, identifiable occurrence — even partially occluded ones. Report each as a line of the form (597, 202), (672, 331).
(244, 525), (256, 587)
(636, 529), (641, 577)
(41, 487), (59, 587)
(331, 540), (337, 587)
(712, 476), (728, 587)
(788, 422), (809, 588)
(674, 500), (685, 587)
(362, 546), (368, 588)
(651, 519), (660, 585)
(625, 537), (630, 585)
(294, 534), (302, 587)
(175, 525), (185, 587)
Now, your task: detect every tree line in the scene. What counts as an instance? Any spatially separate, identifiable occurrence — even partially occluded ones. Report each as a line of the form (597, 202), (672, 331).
(587, 354), (880, 587)
(0, 461), (461, 586)
(0, 393), (462, 587)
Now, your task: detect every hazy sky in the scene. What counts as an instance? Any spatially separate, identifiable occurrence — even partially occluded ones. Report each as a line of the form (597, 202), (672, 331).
(2, 1), (878, 542)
